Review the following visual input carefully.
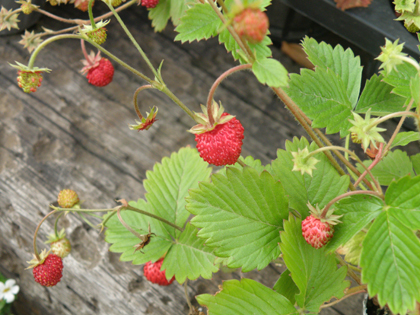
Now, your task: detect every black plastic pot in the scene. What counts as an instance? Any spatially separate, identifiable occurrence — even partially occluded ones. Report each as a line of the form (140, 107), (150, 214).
(0, 0), (44, 36)
(363, 295), (392, 315)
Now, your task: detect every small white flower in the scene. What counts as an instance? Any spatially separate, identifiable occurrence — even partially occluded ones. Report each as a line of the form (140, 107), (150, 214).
(0, 279), (19, 303)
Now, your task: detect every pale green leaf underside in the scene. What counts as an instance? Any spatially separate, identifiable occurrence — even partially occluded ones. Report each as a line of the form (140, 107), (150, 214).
(355, 74), (406, 115)
(252, 58), (289, 88)
(197, 279), (298, 315)
(287, 68), (353, 136)
(302, 36), (362, 108)
(105, 199), (173, 265)
(357, 150), (414, 186)
(187, 167), (289, 271)
(280, 216), (350, 313)
(149, 0), (171, 32)
(144, 147), (211, 237)
(170, 0), (190, 26)
(382, 62), (418, 99)
(269, 137), (349, 218)
(174, 3), (221, 43)
(273, 269), (299, 305)
(162, 223), (218, 283)
(385, 175), (420, 230)
(390, 131), (420, 149)
(360, 211), (420, 315)
(325, 195), (383, 252)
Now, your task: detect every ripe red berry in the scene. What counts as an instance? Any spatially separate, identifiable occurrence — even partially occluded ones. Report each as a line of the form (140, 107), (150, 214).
(143, 258), (175, 286)
(195, 113), (244, 166)
(233, 8), (269, 44)
(141, 0), (159, 9)
(33, 254), (64, 287)
(302, 215), (334, 249)
(86, 58), (114, 87)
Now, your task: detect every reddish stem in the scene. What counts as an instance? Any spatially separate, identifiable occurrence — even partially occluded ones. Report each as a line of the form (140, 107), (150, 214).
(354, 143), (384, 191)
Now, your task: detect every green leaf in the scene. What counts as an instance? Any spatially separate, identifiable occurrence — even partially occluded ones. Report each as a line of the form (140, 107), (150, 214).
(385, 175), (420, 230)
(355, 74), (406, 115)
(287, 68), (353, 136)
(411, 153), (420, 174)
(410, 74), (420, 106)
(170, 0), (191, 26)
(269, 137), (349, 218)
(174, 3), (222, 43)
(144, 147), (211, 237)
(390, 131), (420, 149)
(360, 211), (420, 315)
(105, 199), (174, 264)
(218, 28), (272, 63)
(280, 216), (350, 313)
(357, 150), (414, 186)
(149, 0), (171, 32)
(252, 58), (289, 88)
(225, 0), (271, 12)
(161, 223), (218, 283)
(302, 37), (362, 108)
(273, 270), (299, 305)
(187, 167), (289, 272)
(324, 195), (383, 252)
(382, 61), (418, 99)
(394, 0), (415, 12)
(197, 278), (298, 315)
(218, 156), (265, 177)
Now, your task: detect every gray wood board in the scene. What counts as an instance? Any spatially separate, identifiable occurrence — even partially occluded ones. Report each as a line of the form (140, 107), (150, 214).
(0, 4), (415, 315)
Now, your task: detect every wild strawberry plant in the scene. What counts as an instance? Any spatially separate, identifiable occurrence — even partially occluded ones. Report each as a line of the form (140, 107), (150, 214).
(3, 0), (420, 314)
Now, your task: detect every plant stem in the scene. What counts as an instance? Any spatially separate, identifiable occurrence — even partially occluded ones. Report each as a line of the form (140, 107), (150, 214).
(88, 0), (96, 28)
(133, 85), (154, 120)
(367, 111), (419, 131)
(336, 253), (362, 285)
(33, 210), (58, 261)
(217, 0), (229, 13)
(347, 264), (362, 272)
(354, 143), (383, 192)
(320, 285), (367, 309)
(160, 86), (197, 122)
(237, 159), (247, 167)
(321, 190), (384, 218)
(395, 55), (420, 71)
(5, 8), (22, 20)
(184, 280), (194, 314)
(206, 64), (252, 125)
(27, 34), (154, 84)
(117, 207), (145, 239)
(383, 99), (414, 156)
(54, 212), (65, 237)
(106, 3), (159, 79)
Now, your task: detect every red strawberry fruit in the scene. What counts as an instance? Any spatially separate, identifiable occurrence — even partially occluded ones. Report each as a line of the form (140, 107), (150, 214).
(81, 51), (114, 87)
(144, 258), (174, 286)
(302, 203), (342, 249)
(190, 102), (244, 166)
(140, 0), (159, 9)
(233, 8), (269, 44)
(31, 253), (64, 287)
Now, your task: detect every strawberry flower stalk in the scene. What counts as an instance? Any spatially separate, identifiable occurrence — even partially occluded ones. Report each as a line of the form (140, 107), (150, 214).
(129, 85), (158, 131)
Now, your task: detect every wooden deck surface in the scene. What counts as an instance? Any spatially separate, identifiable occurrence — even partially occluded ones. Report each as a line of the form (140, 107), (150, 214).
(0, 3), (415, 315)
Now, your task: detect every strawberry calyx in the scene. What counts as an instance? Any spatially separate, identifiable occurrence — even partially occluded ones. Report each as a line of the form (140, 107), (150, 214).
(79, 20), (110, 45)
(26, 249), (51, 269)
(188, 101), (235, 134)
(81, 50), (102, 74)
(44, 228), (66, 244)
(307, 203), (342, 225)
(129, 106), (158, 131)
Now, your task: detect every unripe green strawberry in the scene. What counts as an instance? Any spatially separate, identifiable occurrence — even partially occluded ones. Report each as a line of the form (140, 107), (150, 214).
(57, 189), (79, 208)
(86, 27), (107, 45)
(233, 8), (269, 44)
(50, 238), (71, 258)
(405, 21), (420, 33)
(111, 0), (122, 6)
(17, 71), (43, 93)
(21, 2), (36, 14)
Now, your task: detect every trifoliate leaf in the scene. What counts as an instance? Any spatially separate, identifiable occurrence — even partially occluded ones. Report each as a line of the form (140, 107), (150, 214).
(390, 131), (420, 149)
(148, 0), (171, 32)
(410, 73), (420, 106)
(197, 278), (298, 315)
(170, 0), (191, 26)
(355, 74), (406, 115)
(286, 68), (353, 136)
(411, 153), (420, 175)
(302, 37), (362, 108)
(252, 58), (289, 88)
(218, 155), (265, 177)
(273, 269), (299, 305)
(280, 216), (350, 313)
(381, 61), (418, 99)
(187, 167), (289, 272)
(269, 137), (349, 218)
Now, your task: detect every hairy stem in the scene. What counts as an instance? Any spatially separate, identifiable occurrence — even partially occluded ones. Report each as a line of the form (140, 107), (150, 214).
(117, 207), (145, 239)
(33, 210), (58, 261)
(320, 285), (367, 309)
(87, 0), (96, 28)
(184, 280), (194, 313)
(133, 85), (154, 120)
(354, 143), (383, 192)
(54, 212), (65, 237)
